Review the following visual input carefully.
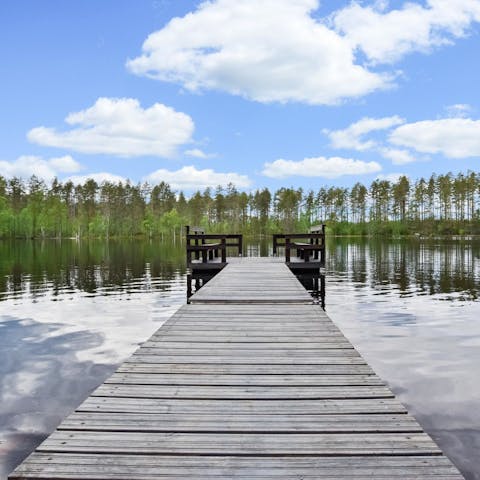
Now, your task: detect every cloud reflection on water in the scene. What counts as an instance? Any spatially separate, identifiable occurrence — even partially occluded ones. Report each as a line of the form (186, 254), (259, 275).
(325, 240), (480, 479)
(0, 240), (187, 477)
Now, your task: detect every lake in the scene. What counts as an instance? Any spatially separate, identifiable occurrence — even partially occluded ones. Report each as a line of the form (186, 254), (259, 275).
(0, 238), (479, 479)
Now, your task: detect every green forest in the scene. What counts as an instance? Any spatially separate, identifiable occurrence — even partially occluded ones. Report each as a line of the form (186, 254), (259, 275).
(1, 170), (480, 239)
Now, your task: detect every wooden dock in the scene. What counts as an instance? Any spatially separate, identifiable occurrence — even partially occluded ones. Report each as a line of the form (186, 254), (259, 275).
(10, 258), (463, 479)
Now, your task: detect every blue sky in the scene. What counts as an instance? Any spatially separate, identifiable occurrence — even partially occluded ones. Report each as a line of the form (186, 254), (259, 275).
(1, 0), (480, 192)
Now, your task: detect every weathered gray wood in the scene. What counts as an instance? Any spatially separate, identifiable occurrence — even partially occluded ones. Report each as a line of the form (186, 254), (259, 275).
(9, 258), (464, 479)
(37, 431), (443, 455)
(151, 332), (344, 346)
(10, 453), (463, 479)
(105, 373), (384, 386)
(126, 355), (368, 365)
(137, 341), (356, 349)
(160, 326), (341, 332)
(91, 384), (394, 399)
(117, 363), (376, 374)
(60, 412), (421, 433)
(189, 262), (313, 304)
(78, 398), (409, 414)
(134, 346), (356, 355)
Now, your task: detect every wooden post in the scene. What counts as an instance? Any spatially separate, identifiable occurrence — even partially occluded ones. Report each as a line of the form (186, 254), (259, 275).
(186, 273), (192, 301)
(285, 237), (290, 263)
(185, 226), (191, 264)
(320, 274), (326, 309)
(238, 235), (243, 257)
(195, 237), (200, 260)
(221, 238), (226, 263)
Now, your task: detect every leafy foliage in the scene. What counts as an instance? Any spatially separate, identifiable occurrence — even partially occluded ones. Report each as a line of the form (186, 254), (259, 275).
(1, 171), (480, 238)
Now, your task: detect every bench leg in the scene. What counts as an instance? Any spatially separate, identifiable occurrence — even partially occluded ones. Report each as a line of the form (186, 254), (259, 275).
(221, 239), (226, 263)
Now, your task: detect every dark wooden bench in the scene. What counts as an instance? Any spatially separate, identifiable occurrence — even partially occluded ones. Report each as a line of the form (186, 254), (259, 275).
(185, 227), (242, 265)
(273, 226), (325, 264)
(187, 240), (226, 264)
(286, 241), (323, 262)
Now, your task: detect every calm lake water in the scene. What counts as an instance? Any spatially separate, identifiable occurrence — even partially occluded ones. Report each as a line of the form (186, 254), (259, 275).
(1, 238), (479, 479)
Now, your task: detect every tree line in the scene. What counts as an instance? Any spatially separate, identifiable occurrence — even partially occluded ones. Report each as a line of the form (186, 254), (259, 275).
(1, 170), (480, 239)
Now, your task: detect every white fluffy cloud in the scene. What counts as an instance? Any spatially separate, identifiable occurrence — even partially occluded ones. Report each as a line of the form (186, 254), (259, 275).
(127, 0), (388, 105)
(28, 97), (194, 158)
(0, 155), (82, 180)
(144, 165), (251, 190)
(127, 0), (480, 105)
(48, 155), (83, 173)
(376, 172), (407, 183)
(333, 0), (480, 64)
(184, 148), (215, 159)
(325, 116), (404, 151)
(64, 173), (128, 185)
(390, 118), (480, 158)
(445, 103), (473, 118)
(379, 147), (416, 165)
(262, 157), (382, 179)
(325, 116), (421, 165)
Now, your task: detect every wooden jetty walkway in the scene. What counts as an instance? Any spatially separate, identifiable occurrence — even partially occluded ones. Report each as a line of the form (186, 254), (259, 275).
(10, 258), (463, 479)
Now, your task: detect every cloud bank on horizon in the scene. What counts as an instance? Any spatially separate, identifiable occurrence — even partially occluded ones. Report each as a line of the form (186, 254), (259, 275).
(1, 0), (480, 190)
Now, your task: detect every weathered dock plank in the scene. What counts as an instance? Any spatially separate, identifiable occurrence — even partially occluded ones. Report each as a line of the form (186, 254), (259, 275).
(60, 412), (421, 433)
(188, 261), (313, 304)
(11, 454), (462, 479)
(9, 258), (463, 479)
(77, 398), (410, 415)
(105, 372), (384, 386)
(91, 384), (394, 400)
(36, 431), (442, 455)
(117, 363), (376, 374)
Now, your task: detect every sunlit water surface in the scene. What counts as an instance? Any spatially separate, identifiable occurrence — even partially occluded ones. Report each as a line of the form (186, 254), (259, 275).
(1, 238), (479, 479)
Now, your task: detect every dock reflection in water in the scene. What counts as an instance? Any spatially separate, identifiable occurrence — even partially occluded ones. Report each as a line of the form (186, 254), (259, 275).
(294, 272), (326, 308)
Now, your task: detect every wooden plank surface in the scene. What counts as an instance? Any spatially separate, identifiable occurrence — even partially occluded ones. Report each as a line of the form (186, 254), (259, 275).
(188, 261), (313, 304)
(9, 258), (464, 479)
(117, 363), (376, 374)
(60, 412), (422, 433)
(77, 398), (410, 414)
(37, 431), (442, 456)
(105, 372), (384, 386)
(11, 453), (463, 479)
(91, 384), (394, 399)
